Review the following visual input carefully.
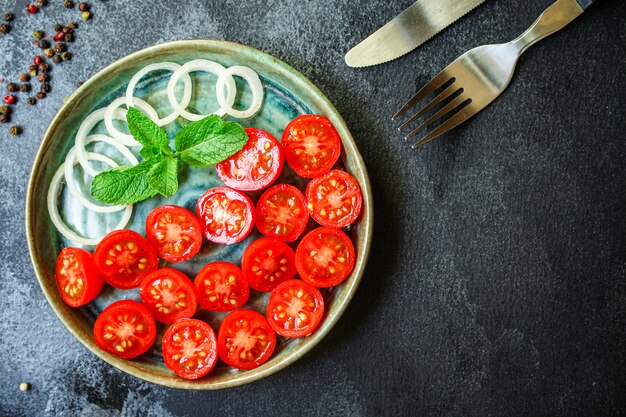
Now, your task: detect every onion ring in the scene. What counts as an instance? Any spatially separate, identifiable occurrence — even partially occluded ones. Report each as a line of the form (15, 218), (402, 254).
(125, 62), (193, 126)
(104, 97), (159, 147)
(166, 59), (236, 121)
(48, 153), (133, 246)
(216, 66), (264, 119)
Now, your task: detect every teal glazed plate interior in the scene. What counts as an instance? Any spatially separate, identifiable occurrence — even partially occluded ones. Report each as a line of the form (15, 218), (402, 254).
(26, 40), (373, 390)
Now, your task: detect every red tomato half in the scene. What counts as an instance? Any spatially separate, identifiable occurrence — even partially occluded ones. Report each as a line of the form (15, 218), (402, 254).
(194, 262), (249, 312)
(145, 205), (203, 263)
(196, 186), (255, 244)
(162, 318), (218, 379)
(306, 170), (363, 228)
(139, 268), (197, 323)
(267, 280), (325, 338)
(93, 300), (157, 359)
(216, 128), (284, 191)
(55, 247), (103, 307)
(241, 238), (296, 292)
(256, 184), (308, 242)
(93, 230), (159, 289)
(281, 114), (341, 178)
(295, 227), (356, 288)
(217, 310), (276, 370)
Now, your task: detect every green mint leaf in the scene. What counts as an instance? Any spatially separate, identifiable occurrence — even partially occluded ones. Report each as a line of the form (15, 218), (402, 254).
(174, 115), (247, 167)
(126, 107), (171, 159)
(147, 156), (178, 197)
(91, 160), (158, 205)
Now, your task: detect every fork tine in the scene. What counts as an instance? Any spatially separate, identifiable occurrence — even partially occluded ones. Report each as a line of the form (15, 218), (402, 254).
(404, 94), (469, 140)
(391, 71), (453, 121)
(411, 105), (475, 148)
(397, 84), (462, 131)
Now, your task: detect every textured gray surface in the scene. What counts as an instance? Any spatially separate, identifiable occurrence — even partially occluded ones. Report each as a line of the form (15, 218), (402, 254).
(0, 0), (625, 416)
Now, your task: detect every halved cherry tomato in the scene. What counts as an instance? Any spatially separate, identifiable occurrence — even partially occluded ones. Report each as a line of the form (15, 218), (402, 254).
(139, 268), (197, 323)
(196, 186), (255, 244)
(281, 114), (341, 178)
(93, 300), (157, 359)
(306, 170), (363, 228)
(241, 238), (296, 292)
(295, 227), (355, 288)
(162, 318), (218, 379)
(217, 310), (276, 370)
(145, 205), (203, 263)
(93, 230), (159, 289)
(55, 247), (103, 307)
(256, 184), (308, 242)
(215, 128), (284, 191)
(194, 262), (249, 312)
(267, 280), (325, 338)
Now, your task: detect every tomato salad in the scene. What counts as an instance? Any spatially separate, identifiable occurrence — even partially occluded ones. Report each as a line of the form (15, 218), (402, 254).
(55, 115), (363, 380)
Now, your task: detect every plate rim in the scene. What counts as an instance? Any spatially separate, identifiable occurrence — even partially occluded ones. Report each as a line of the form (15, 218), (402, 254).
(25, 39), (373, 390)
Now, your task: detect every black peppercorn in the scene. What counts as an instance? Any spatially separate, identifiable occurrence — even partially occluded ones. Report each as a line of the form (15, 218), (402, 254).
(68, 21), (78, 29)
(9, 125), (21, 136)
(64, 33), (74, 42)
(53, 43), (66, 53)
(37, 0), (48, 6)
(0, 114), (8, 124)
(40, 83), (51, 93)
(64, 0), (74, 9)
(44, 48), (54, 58)
(33, 30), (45, 39)
(78, 2), (90, 12)
(6, 83), (18, 93)
(0, 23), (10, 34)
(62, 26), (72, 34)
(81, 11), (92, 21)
(19, 73), (30, 82)
(29, 65), (38, 76)
(19, 83), (32, 93)
(54, 23), (63, 32)
(36, 91), (46, 100)
(61, 52), (71, 61)
(52, 54), (62, 64)
(0, 105), (9, 115)
(38, 39), (50, 49)
(38, 63), (49, 73)
(3, 13), (14, 22)
(37, 73), (49, 83)
(26, 97), (37, 105)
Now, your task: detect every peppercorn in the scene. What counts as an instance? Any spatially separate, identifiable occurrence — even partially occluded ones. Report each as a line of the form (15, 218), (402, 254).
(64, 33), (74, 42)
(26, 97), (36, 105)
(78, 2), (90, 12)
(35, 91), (46, 100)
(81, 11), (92, 21)
(6, 83), (18, 93)
(37, 39), (50, 49)
(0, 105), (9, 115)
(37, 73), (50, 83)
(53, 23), (63, 32)
(9, 125), (21, 136)
(3, 13), (14, 22)
(53, 43), (66, 53)
(38, 63), (49, 73)
(64, 0), (74, 9)
(52, 54), (62, 64)
(61, 51), (71, 61)
(29, 65), (38, 76)
(26, 4), (38, 15)
(68, 21), (79, 29)
(44, 48), (54, 58)
(33, 30), (45, 39)
(40, 83), (51, 93)
(37, 0), (48, 6)
(3, 95), (16, 105)
(0, 23), (10, 34)
(76, 81), (84, 88)
(0, 114), (8, 124)
(62, 26), (73, 34)
(19, 83), (32, 93)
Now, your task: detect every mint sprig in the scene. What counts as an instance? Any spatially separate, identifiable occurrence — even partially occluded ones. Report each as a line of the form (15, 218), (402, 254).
(90, 107), (247, 205)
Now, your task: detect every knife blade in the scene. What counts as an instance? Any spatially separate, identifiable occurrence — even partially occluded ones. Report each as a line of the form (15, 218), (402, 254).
(345, 0), (485, 67)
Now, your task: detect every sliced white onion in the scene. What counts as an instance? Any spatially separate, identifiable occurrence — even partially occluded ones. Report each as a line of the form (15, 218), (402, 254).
(125, 62), (193, 126)
(216, 66), (264, 119)
(104, 97), (159, 147)
(166, 59), (236, 121)
(63, 135), (138, 213)
(48, 153), (133, 246)
(74, 108), (108, 177)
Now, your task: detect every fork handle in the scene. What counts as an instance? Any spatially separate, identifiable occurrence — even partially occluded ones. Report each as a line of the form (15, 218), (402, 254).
(510, 0), (594, 55)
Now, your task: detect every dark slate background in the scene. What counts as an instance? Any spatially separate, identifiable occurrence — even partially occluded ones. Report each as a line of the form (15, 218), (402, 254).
(0, 0), (624, 416)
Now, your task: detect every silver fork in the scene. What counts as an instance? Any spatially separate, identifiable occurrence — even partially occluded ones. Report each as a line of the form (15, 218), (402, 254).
(392, 0), (596, 149)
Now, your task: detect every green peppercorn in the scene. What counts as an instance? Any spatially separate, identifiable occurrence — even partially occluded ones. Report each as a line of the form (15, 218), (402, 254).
(52, 54), (62, 64)
(38, 39), (50, 49)
(19, 83), (31, 93)
(0, 105), (9, 115)
(64, 0), (74, 9)
(68, 21), (79, 29)
(29, 65), (38, 76)
(81, 11), (92, 21)
(44, 48), (55, 58)
(54, 43), (66, 53)
(78, 2), (90, 12)
(26, 97), (37, 106)
(3, 13), (14, 22)
(0, 114), (8, 124)
(33, 30), (45, 39)
(36, 91), (46, 100)
(9, 125), (21, 136)
(0, 23), (10, 34)
(40, 83), (51, 93)
(61, 51), (71, 61)
(6, 83), (18, 93)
